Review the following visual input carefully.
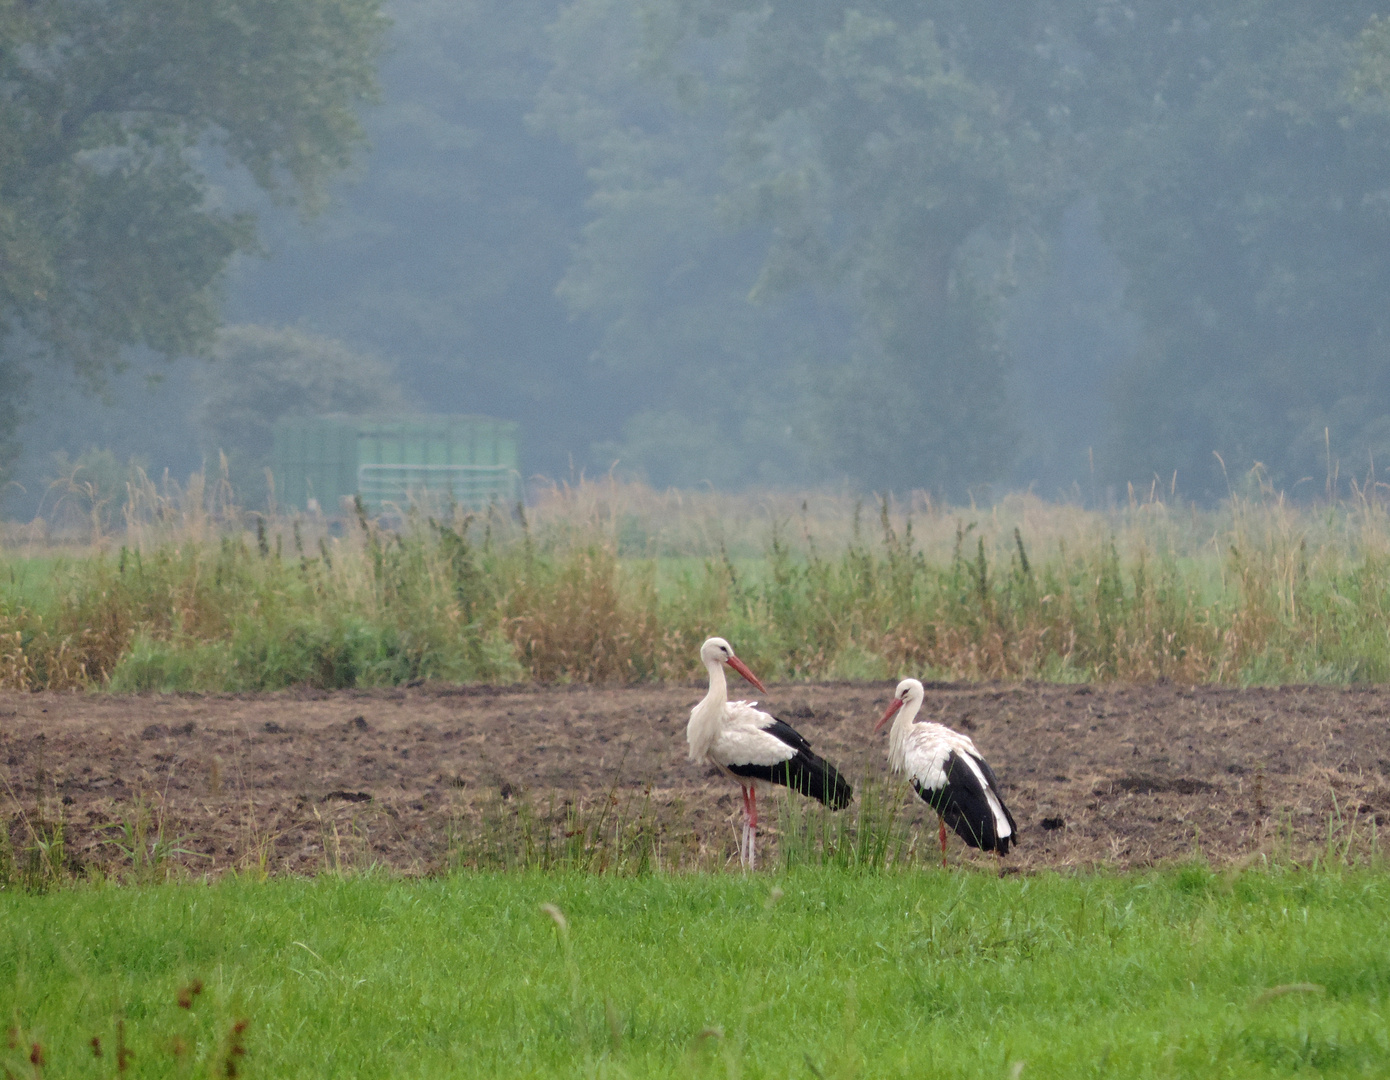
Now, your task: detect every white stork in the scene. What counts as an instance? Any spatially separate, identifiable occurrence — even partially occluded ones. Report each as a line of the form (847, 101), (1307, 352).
(688, 637), (853, 868)
(876, 678), (1017, 867)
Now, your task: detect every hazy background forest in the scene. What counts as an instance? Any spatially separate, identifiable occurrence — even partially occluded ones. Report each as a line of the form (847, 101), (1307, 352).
(5, 1), (1390, 515)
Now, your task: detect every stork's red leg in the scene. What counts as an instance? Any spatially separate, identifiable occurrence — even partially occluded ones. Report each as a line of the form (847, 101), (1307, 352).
(939, 817), (948, 869)
(738, 786), (756, 870)
(748, 788), (758, 869)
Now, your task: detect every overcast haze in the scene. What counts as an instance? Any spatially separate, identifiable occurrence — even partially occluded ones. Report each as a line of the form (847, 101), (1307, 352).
(4, 1), (1390, 514)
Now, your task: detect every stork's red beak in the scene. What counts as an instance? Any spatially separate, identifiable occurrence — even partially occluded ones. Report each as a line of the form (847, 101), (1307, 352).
(874, 697), (904, 734)
(726, 654), (768, 694)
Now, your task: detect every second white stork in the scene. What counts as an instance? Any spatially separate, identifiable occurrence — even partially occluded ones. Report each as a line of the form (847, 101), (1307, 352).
(876, 678), (1018, 866)
(688, 637), (853, 868)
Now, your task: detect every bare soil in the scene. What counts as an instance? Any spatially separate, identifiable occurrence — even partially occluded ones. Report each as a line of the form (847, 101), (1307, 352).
(4, 681), (1390, 877)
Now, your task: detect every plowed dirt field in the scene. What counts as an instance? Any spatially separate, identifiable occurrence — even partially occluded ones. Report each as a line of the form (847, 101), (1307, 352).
(4, 681), (1389, 877)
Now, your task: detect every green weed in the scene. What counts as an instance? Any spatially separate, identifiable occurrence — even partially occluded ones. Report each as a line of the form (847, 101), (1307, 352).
(102, 789), (198, 885)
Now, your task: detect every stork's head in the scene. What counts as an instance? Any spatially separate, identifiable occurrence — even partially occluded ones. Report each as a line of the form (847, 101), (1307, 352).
(874, 677), (925, 733)
(699, 636), (767, 693)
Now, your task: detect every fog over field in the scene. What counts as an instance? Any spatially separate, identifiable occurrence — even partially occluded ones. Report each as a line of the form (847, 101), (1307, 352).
(4, 2), (1390, 513)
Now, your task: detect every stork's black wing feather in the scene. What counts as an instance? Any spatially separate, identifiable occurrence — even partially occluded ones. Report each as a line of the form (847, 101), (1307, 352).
(758, 717), (814, 756)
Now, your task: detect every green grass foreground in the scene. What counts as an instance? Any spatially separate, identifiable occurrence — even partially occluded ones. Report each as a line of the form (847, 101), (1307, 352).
(3, 867), (1388, 1078)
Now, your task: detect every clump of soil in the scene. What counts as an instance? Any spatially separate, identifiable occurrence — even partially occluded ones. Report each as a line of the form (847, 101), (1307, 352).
(2, 681), (1388, 876)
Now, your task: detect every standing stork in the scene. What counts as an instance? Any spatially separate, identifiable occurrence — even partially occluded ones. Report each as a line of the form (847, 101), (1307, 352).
(876, 678), (1017, 867)
(688, 637), (853, 868)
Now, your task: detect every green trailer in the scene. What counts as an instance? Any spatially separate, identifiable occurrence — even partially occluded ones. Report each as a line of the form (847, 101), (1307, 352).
(271, 416), (519, 513)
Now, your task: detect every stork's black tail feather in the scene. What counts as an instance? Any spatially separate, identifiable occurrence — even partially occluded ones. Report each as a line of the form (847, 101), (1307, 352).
(782, 750), (854, 809)
(729, 750), (854, 809)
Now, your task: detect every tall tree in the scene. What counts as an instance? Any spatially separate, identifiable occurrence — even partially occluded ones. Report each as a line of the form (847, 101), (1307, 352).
(540, 0), (1070, 492)
(725, 2), (1074, 492)
(0, 0), (387, 476)
(533, 0), (817, 486)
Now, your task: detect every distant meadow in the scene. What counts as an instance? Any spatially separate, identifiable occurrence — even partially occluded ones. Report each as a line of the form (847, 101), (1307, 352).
(3, 471), (1390, 692)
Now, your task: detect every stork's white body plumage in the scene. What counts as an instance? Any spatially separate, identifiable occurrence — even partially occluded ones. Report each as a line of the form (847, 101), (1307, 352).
(878, 678), (1017, 863)
(688, 638), (852, 867)
(687, 662), (778, 767)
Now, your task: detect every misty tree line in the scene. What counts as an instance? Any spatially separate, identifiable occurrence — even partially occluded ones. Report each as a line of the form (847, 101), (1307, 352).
(3, 2), (1390, 503)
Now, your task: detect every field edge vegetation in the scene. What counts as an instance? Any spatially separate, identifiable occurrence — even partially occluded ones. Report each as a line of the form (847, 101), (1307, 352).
(5, 472), (1390, 691)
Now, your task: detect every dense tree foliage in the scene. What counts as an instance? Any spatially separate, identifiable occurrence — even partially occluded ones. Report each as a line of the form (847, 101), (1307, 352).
(533, 1), (1390, 496)
(9, 0), (1390, 501)
(1071, 3), (1390, 495)
(0, 0), (386, 475)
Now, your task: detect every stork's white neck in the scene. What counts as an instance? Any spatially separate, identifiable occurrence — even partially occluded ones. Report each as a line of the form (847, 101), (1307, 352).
(888, 693), (924, 773)
(687, 658), (728, 762)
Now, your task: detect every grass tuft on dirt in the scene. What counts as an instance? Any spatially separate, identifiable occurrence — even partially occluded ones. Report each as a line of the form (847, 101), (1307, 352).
(3, 866), (1389, 1078)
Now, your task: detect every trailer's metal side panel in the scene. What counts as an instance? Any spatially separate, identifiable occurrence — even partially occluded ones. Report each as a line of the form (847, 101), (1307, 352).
(273, 415), (520, 512)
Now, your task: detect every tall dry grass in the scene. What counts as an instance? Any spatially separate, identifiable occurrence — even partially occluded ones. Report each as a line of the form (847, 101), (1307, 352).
(4, 467), (1390, 690)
